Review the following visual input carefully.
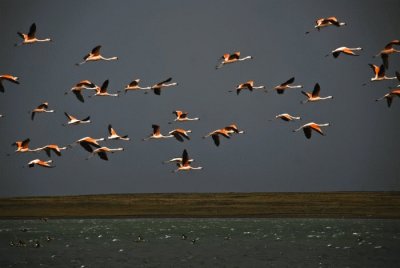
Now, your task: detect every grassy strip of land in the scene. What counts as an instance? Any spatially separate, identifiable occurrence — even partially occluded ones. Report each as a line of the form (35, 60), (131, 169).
(0, 192), (399, 219)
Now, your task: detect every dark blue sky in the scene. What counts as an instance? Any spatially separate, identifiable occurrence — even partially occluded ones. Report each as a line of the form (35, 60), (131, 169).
(1, 0), (400, 196)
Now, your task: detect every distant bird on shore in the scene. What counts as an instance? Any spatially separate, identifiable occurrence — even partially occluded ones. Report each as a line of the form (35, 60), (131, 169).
(87, 146), (124, 161)
(12, 138), (34, 153)
(305, 17), (346, 34)
(0, 74), (19, 93)
(172, 149), (202, 172)
(229, 80), (265, 95)
(148, 78), (178, 95)
(27, 159), (55, 168)
(15, 23), (52, 46)
(31, 102), (54, 121)
(271, 113), (301, 122)
(143, 125), (174, 141)
(63, 112), (91, 126)
(71, 137), (104, 153)
(293, 122), (330, 139)
(270, 77), (302, 94)
(203, 128), (231, 147)
(301, 83), (333, 104)
(33, 144), (67, 157)
(123, 79), (151, 93)
(376, 89), (400, 107)
(76, 45), (118, 66)
(326, 47), (362, 58)
(169, 110), (199, 123)
(65, 80), (97, 102)
(374, 40), (400, 69)
(168, 128), (192, 142)
(91, 80), (119, 97)
(368, 64), (396, 82)
(107, 124), (130, 141)
(216, 52), (253, 69)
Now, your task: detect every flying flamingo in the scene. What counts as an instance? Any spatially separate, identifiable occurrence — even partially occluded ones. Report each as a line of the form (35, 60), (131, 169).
(203, 128), (231, 147)
(376, 89), (400, 107)
(70, 137), (104, 153)
(270, 77), (302, 94)
(76, 45), (118, 66)
(65, 80), (97, 103)
(271, 113), (301, 122)
(91, 80), (119, 97)
(63, 112), (91, 126)
(27, 159), (54, 168)
(143, 125), (174, 141)
(172, 149), (203, 173)
(31, 102), (54, 121)
(374, 40), (400, 69)
(224, 124), (244, 135)
(163, 151), (195, 164)
(32, 144), (67, 157)
(107, 124), (130, 141)
(326, 47), (362, 58)
(123, 79), (151, 93)
(301, 83), (333, 104)
(169, 110), (199, 123)
(15, 23), (52, 46)
(368, 64), (396, 82)
(148, 78), (178, 95)
(168, 128), (192, 142)
(12, 138), (35, 153)
(293, 122), (330, 139)
(216, 52), (253, 69)
(0, 75), (19, 93)
(229, 80), (265, 95)
(87, 146), (124, 161)
(305, 17), (346, 34)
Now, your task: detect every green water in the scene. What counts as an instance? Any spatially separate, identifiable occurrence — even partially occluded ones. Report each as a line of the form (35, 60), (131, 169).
(0, 218), (399, 267)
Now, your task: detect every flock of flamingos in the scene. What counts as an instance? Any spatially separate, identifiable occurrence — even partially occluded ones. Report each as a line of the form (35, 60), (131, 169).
(1, 17), (400, 172)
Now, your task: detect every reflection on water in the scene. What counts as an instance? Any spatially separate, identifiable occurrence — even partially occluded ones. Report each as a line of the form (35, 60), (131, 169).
(0, 218), (399, 267)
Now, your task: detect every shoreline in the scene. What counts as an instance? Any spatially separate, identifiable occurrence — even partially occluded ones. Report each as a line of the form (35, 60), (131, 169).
(1, 191), (399, 219)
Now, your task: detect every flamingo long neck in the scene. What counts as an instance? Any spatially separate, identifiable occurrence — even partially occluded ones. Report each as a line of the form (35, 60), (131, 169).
(339, 22), (346, 26)
(253, 86), (265, 89)
(163, 82), (177, 87)
(349, 47), (362, 51)
(45, 110), (54, 113)
(321, 96), (333, 100)
(110, 148), (124, 152)
(239, 56), (252, 61)
(318, 123), (330, 127)
(37, 38), (51, 42)
(385, 76), (397, 80)
(288, 85), (302, 89)
(101, 56), (118, 61)
(188, 117), (199, 121)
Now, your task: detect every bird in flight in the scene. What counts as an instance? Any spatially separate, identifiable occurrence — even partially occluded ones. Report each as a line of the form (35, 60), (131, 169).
(305, 17), (346, 34)
(87, 146), (124, 161)
(12, 138), (35, 153)
(374, 40), (400, 69)
(325, 47), (362, 58)
(70, 137), (104, 153)
(15, 23), (52, 46)
(148, 78), (178, 95)
(368, 64), (396, 82)
(91, 80), (119, 97)
(0, 74), (19, 93)
(230, 80), (265, 95)
(216, 52), (253, 69)
(270, 77), (302, 94)
(293, 122), (330, 139)
(63, 112), (91, 126)
(27, 159), (55, 168)
(65, 80), (97, 103)
(203, 128), (231, 147)
(170, 110), (199, 123)
(168, 128), (192, 142)
(32, 144), (67, 157)
(301, 83), (333, 104)
(376, 89), (400, 107)
(172, 149), (202, 173)
(76, 45), (118, 66)
(107, 124), (130, 141)
(271, 113), (301, 122)
(31, 102), (54, 121)
(143, 124), (174, 141)
(123, 79), (151, 93)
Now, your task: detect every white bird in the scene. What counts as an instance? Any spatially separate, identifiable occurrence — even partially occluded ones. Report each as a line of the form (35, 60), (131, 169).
(107, 124), (130, 141)
(271, 113), (301, 122)
(172, 149), (202, 173)
(143, 125), (174, 141)
(368, 64), (396, 82)
(293, 122), (330, 139)
(271, 77), (302, 94)
(230, 80), (265, 95)
(326, 47), (362, 58)
(87, 146), (124, 161)
(170, 110), (199, 123)
(0, 74), (19, 93)
(301, 83), (333, 103)
(149, 78), (178, 95)
(376, 89), (400, 107)
(15, 23), (52, 46)
(31, 102), (54, 121)
(27, 159), (54, 168)
(216, 52), (253, 69)
(63, 112), (91, 126)
(124, 79), (151, 93)
(91, 80), (119, 97)
(76, 45), (118, 66)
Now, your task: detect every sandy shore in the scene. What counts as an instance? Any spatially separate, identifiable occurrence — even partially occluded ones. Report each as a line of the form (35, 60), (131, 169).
(0, 192), (399, 219)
